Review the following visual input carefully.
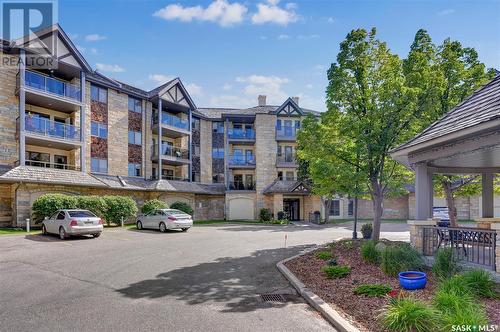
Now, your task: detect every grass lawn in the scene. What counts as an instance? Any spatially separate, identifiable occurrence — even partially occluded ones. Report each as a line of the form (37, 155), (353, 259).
(0, 228), (41, 236)
(328, 219), (408, 224)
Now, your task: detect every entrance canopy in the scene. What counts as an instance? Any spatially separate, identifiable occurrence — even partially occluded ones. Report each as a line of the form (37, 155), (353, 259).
(391, 75), (500, 220)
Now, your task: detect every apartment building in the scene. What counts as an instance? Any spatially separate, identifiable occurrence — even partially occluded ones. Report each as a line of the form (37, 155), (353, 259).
(0, 25), (323, 226)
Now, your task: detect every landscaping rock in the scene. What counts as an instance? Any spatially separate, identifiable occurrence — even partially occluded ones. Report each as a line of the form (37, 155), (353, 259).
(374, 242), (386, 253)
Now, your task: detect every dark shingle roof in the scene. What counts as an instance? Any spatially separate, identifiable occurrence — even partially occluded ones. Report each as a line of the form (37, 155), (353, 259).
(196, 104), (321, 119)
(262, 180), (310, 194)
(393, 75), (500, 152)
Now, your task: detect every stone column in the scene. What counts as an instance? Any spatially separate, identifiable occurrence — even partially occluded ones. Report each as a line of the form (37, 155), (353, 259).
(80, 71), (86, 172)
(415, 164), (432, 220)
(482, 173), (494, 218)
(188, 108), (192, 182)
(19, 50), (26, 166)
(157, 99), (162, 179)
(407, 219), (436, 254)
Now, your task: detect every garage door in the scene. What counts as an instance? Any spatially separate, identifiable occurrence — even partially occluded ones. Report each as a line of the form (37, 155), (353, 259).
(228, 198), (254, 220)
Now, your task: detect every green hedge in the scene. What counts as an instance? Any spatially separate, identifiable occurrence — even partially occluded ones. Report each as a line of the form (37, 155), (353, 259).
(170, 201), (193, 215)
(32, 193), (138, 225)
(141, 199), (168, 215)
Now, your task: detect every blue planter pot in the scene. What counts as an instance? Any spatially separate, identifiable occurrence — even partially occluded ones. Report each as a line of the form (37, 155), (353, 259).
(398, 271), (427, 290)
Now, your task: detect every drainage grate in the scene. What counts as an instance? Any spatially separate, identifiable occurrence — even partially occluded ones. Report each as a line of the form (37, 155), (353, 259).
(259, 293), (287, 303)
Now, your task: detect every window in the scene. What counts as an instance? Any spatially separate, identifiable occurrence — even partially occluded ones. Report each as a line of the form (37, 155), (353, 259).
(212, 173), (225, 184)
(295, 120), (301, 129)
(54, 155), (68, 169)
(276, 119), (282, 130)
(191, 171), (200, 182)
(90, 84), (107, 103)
(348, 200), (354, 216)
(192, 117), (200, 130)
(329, 200), (340, 216)
(91, 157), (108, 173)
(285, 171), (294, 181)
(277, 171), (283, 180)
(277, 146), (282, 156)
(128, 163), (141, 177)
(25, 151), (50, 167)
(212, 147), (224, 159)
(128, 96), (142, 113)
(212, 122), (224, 133)
(56, 211), (66, 220)
(91, 121), (107, 138)
(285, 146), (293, 162)
(128, 130), (142, 145)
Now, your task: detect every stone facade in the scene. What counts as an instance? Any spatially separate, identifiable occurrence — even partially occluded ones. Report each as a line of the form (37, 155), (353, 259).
(200, 119), (212, 183)
(254, 114), (277, 213)
(107, 89), (129, 177)
(0, 53), (19, 166)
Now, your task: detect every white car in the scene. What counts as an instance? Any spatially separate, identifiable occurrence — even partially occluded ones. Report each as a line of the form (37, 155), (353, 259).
(136, 209), (193, 232)
(42, 209), (104, 240)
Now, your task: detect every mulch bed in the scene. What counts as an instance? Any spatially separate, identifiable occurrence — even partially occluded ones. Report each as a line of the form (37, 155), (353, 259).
(285, 239), (498, 331)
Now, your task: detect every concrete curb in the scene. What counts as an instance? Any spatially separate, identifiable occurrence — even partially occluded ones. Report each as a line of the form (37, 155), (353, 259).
(277, 246), (360, 332)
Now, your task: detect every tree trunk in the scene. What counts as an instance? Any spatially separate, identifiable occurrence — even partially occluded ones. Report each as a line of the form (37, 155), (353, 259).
(371, 179), (384, 242)
(441, 178), (457, 227)
(323, 197), (332, 223)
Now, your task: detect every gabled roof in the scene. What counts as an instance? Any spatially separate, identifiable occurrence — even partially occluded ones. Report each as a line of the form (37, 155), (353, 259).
(274, 97), (303, 116)
(262, 179), (311, 195)
(148, 78), (197, 109)
(196, 103), (321, 120)
(392, 74), (500, 153)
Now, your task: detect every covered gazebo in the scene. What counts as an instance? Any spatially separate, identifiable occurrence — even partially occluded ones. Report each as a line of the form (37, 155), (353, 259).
(391, 74), (500, 272)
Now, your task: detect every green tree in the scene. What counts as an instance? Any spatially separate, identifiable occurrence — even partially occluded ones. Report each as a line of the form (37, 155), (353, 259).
(315, 28), (416, 241)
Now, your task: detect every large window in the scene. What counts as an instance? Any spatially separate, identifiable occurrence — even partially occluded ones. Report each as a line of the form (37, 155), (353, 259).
(212, 173), (225, 184)
(128, 130), (142, 145)
(128, 163), (141, 177)
(212, 147), (224, 159)
(25, 151), (50, 167)
(348, 200), (354, 216)
(54, 155), (68, 169)
(90, 84), (107, 103)
(128, 96), (142, 113)
(212, 122), (224, 133)
(91, 157), (108, 173)
(91, 121), (107, 138)
(329, 200), (340, 216)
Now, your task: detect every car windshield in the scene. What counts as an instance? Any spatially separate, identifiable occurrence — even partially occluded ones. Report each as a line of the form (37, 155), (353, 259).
(163, 209), (183, 214)
(68, 211), (97, 218)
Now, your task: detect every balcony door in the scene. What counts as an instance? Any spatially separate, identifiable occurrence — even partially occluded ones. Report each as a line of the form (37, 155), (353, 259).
(245, 150), (254, 163)
(284, 146), (293, 162)
(245, 174), (253, 189)
(234, 174), (244, 189)
(284, 120), (293, 136)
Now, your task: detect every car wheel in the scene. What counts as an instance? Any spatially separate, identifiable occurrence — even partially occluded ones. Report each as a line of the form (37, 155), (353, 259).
(159, 222), (167, 233)
(92, 233), (101, 238)
(181, 228), (189, 232)
(59, 227), (67, 240)
(136, 221), (143, 230)
(42, 225), (47, 235)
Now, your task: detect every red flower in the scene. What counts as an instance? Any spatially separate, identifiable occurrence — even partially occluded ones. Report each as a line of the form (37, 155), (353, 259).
(388, 289), (399, 298)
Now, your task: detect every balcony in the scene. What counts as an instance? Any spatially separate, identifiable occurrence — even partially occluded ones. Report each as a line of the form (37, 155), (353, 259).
(157, 175), (190, 181)
(228, 128), (255, 144)
(276, 126), (297, 141)
(228, 155), (256, 168)
(151, 144), (190, 165)
(228, 181), (256, 191)
(21, 160), (80, 171)
(152, 112), (190, 138)
(276, 154), (298, 168)
(20, 70), (82, 113)
(20, 116), (81, 150)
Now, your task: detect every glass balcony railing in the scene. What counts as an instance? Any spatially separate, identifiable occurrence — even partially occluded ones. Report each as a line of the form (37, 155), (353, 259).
(25, 70), (81, 101)
(24, 116), (80, 141)
(276, 126), (297, 139)
(152, 112), (189, 130)
(276, 154), (297, 164)
(228, 181), (256, 190)
(228, 128), (255, 140)
(152, 144), (189, 160)
(228, 154), (256, 166)
(24, 160), (80, 171)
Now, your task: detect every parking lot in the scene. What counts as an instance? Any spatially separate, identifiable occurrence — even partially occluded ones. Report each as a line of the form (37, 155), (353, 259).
(0, 222), (409, 332)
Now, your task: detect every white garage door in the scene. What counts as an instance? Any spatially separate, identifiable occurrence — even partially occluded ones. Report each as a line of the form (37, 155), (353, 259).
(228, 198), (254, 220)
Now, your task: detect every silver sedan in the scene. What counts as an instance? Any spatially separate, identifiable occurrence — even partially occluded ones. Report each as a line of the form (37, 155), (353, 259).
(136, 209), (193, 232)
(42, 209), (104, 240)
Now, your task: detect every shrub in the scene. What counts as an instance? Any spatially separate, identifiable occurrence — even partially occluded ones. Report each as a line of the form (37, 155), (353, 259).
(321, 265), (350, 279)
(361, 240), (380, 264)
(440, 302), (488, 330)
(461, 269), (496, 298)
(102, 196), (138, 226)
(315, 251), (332, 260)
(141, 199), (168, 215)
(354, 284), (392, 297)
(361, 223), (373, 239)
(170, 201), (193, 215)
(433, 248), (459, 280)
(76, 195), (107, 218)
(277, 211), (286, 220)
(32, 193), (78, 223)
(380, 243), (424, 276)
(433, 288), (474, 314)
(259, 208), (272, 222)
(380, 297), (441, 332)
(438, 275), (471, 296)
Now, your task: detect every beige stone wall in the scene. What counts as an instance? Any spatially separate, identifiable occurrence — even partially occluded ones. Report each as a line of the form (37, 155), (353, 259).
(0, 184), (13, 227)
(272, 193), (283, 217)
(0, 53), (20, 166)
(107, 89), (129, 176)
(255, 113), (277, 213)
(304, 195), (322, 220)
(225, 192), (257, 220)
(194, 195), (225, 220)
(200, 119), (212, 183)
(357, 196), (409, 220)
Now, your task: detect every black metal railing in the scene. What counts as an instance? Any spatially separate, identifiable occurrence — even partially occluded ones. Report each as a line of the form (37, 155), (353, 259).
(422, 226), (497, 270)
(228, 181), (256, 190)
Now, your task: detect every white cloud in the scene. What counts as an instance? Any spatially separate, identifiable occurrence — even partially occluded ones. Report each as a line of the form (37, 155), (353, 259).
(223, 83), (233, 90)
(90, 48), (98, 55)
(95, 63), (125, 73)
(236, 75), (289, 85)
(438, 9), (455, 16)
(298, 34), (319, 40)
(85, 34), (107, 42)
(236, 74), (290, 103)
(186, 83), (203, 96)
(277, 34), (290, 40)
(327, 17), (335, 23)
(259, 35), (268, 40)
(306, 83), (313, 89)
(153, 0), (247, 27)
(149, 74), (174, 84)
(251, 1), (298, 26)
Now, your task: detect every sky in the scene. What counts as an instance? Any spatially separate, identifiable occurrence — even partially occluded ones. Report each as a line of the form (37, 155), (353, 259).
(58, 0), (500, 111)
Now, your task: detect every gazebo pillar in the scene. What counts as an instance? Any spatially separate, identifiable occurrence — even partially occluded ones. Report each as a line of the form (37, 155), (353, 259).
(481, 173), (494, 218)
(415, 164), (433, 220)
